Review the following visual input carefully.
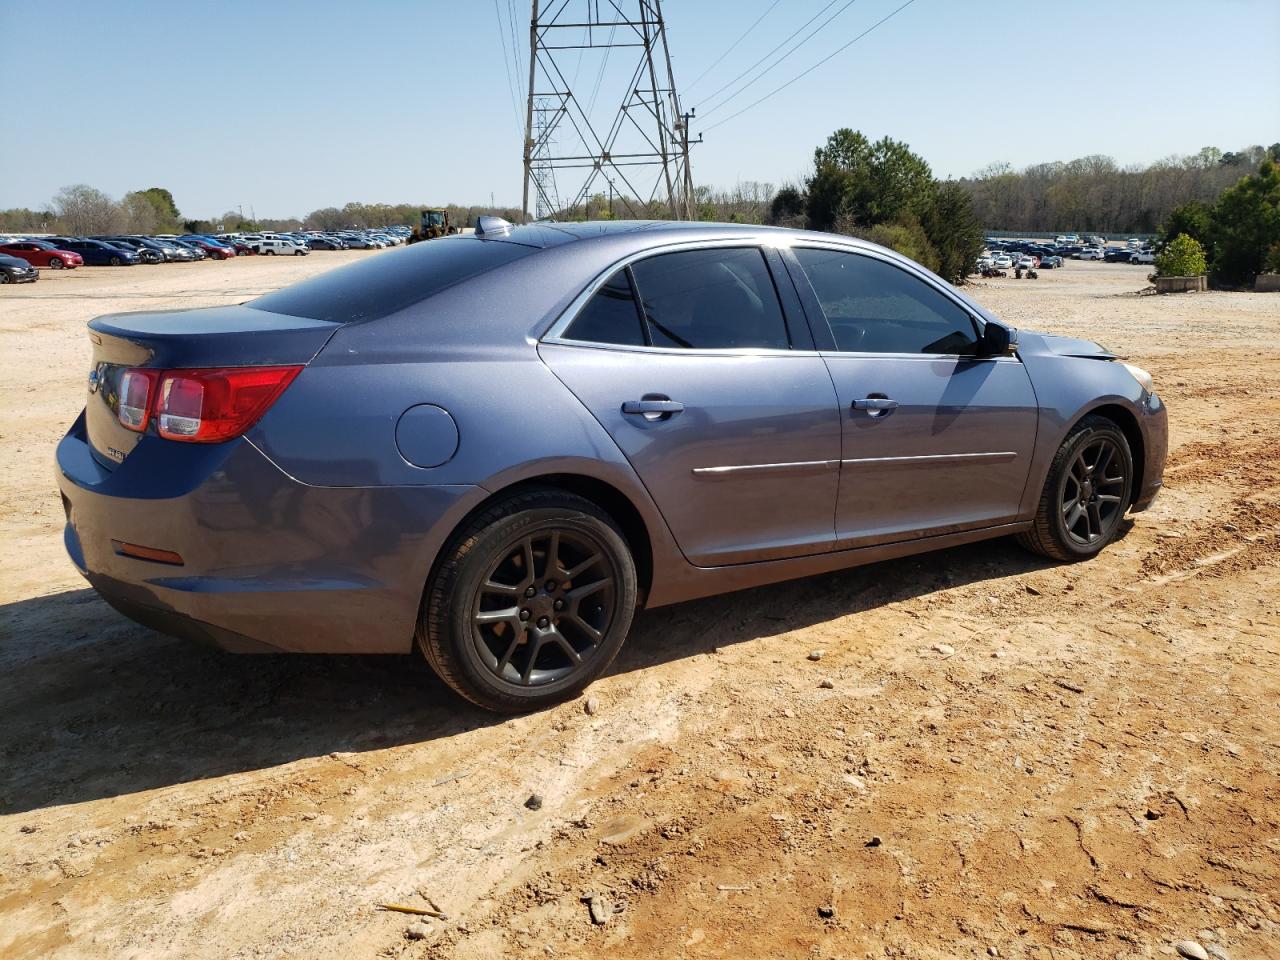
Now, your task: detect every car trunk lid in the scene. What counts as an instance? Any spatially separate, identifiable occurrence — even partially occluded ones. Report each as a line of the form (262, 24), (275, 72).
(85, 304), (340, 469)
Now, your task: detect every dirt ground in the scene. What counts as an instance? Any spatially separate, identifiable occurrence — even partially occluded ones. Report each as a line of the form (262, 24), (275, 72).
(2, 255), (1278, 960)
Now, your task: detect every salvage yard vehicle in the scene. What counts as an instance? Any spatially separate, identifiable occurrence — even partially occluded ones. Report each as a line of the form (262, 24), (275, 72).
(45, 237), (140, 266)
(0, 252), (40, 283)
(55, 219), (1167, 712)
(0, 239), (83, 269)
(250, 237), (308, 256)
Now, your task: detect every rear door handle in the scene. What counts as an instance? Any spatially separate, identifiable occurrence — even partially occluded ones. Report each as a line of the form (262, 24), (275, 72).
(621, 398), (684, 420)
(852, 396), (899, 417)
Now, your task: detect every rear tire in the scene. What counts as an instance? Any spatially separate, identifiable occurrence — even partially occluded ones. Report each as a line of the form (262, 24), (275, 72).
(418, 489), (638, 713)
(1016, 415), (1134, 562)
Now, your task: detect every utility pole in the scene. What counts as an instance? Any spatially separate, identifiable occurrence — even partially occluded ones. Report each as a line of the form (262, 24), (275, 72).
(521, 0), (695, 222)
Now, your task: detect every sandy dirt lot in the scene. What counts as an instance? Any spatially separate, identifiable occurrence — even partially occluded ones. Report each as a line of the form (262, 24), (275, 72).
(1, 254), (1278, 960)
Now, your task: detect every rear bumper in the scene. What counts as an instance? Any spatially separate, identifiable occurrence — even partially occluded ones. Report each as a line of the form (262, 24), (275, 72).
(56, 413), (486, 653)
(1131, 391), (1168, 513)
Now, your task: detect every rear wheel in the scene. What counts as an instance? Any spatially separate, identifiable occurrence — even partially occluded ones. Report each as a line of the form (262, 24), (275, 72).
(1017, 415), (1133, 561)
(419, 489), (638, 713)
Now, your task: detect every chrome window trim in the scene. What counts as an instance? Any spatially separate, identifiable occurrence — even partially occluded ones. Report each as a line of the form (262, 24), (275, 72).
(541, 237), (805, 354)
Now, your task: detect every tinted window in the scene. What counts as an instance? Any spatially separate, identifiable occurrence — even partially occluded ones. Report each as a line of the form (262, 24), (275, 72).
(794, 248), (978, 355)
(564, 269), (645, 346)
(249, 237), (535, 323)
(629, 247), (789, 350)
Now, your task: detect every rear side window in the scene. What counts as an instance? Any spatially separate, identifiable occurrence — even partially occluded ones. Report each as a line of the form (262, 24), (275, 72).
(249, 237), (535, 322)
(629, 247), (789, 350)
(563, 269), (645, 346)
(793, 248), (979, 355)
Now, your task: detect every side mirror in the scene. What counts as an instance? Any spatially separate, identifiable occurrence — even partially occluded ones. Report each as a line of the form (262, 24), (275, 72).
(978, 320), (1018, 357)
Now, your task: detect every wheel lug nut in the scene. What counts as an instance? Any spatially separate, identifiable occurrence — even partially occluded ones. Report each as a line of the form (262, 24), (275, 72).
(553, 599), (564, 610)
(537, 616), (550, 629)
(545, 580), (557, 591)
(519, 609), (530, 621)
(525, 586), (536, 597)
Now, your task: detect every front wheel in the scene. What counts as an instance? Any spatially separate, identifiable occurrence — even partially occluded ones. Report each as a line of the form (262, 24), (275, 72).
(1017, 415), (1133, 561)
(419, 489), (638, 712)
(110, 256), (121, 266)
(50, 258), (65, 270)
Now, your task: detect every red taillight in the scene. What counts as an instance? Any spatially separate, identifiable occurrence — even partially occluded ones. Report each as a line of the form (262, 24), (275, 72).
(117, 365), (301, 443)
(117, 369), (159, 431)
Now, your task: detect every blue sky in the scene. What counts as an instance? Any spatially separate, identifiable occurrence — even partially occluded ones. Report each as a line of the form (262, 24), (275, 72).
(2, 0), (1277, 219)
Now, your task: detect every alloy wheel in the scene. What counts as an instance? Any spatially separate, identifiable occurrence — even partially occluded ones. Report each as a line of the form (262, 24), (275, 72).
(471, 527), (617, 687)
(1060, 436), (1127, 545)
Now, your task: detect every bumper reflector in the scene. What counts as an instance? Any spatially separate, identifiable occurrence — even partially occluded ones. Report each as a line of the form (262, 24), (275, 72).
(112, 540), (185, 565)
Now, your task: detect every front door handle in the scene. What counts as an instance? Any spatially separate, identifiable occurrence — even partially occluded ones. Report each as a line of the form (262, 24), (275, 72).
(852, 396), (899, 418)
(622, 398), (684, 421)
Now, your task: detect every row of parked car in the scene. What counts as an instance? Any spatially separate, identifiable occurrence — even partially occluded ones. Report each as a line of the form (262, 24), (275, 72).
(984, 236), (1156, 266)
(0, 226), (411, 282)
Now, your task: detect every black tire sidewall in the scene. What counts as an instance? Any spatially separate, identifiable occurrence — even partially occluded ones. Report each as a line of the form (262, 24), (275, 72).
(1047, 421), (1133, 558)
(429, 500), (637, 711)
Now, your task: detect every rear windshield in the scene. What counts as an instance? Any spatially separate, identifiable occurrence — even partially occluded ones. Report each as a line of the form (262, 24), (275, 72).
(248, 237), (536, 323)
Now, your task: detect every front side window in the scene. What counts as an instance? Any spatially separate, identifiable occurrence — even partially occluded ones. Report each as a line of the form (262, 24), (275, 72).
(629, 247), (790, 350)
(793, 248), (979, 355)
(563, 269), (645, 346)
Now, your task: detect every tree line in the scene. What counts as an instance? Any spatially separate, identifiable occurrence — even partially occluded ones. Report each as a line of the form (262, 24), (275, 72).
(5, 135), (1275, 286)
(961, 144), (1280, 235)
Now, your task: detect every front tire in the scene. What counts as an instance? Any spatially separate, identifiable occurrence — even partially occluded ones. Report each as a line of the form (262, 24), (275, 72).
(1017, 415), (1133, 561)
(419, 489), (638, 712)
(50, 258), (64, 270)
(110, 256), (121, 266)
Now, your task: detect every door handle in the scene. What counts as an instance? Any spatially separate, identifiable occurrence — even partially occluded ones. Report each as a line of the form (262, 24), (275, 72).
(852, 396), (899, 417)
(621, 398), (684, 421)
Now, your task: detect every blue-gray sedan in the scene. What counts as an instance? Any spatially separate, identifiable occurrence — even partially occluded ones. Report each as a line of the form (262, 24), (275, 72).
(56, 219), (1167, 711)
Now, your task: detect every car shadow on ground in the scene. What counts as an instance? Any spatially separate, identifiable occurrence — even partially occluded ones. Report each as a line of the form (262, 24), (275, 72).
(0, 534), (1071, 815)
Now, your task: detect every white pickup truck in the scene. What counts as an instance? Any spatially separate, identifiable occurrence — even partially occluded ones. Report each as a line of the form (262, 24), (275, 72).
(251, 237), (308, 256)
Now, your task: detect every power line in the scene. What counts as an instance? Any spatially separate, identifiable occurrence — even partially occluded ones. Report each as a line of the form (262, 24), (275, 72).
(507, 0), (525, 97)
(699, 0), (861, 119)
(585, 23), (618, 120)
(685, 0), (782, 92)
(693, 0), (842, 110)
(493, 0), (526, 140)
(702, 0), (919, 133)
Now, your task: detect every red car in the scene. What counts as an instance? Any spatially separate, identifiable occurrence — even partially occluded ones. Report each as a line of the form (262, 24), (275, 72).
(0, 240), (84, 269)
(179, 237), (236, 260)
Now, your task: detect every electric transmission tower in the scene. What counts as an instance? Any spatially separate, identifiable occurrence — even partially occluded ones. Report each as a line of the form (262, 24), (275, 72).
(530, 97), (563, 219)
(521, 0), (697, 223)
